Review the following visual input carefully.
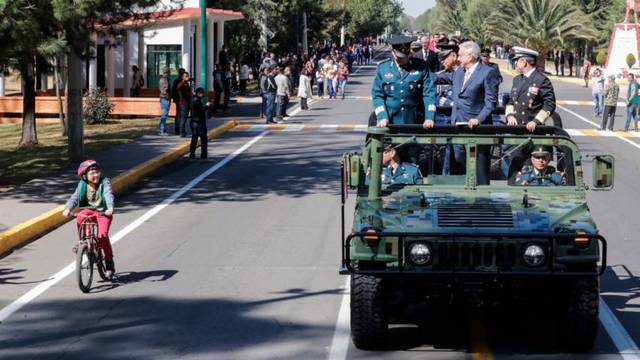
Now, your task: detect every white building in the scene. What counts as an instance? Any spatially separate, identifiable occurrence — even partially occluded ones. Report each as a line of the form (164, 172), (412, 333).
(88, 1), (243, 96)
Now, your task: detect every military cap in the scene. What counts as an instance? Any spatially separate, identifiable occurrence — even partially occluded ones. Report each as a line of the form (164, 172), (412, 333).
(510, 46), (539, 61)
(389, 35), (415, 58)
(480, 48), (491, 56)
(436, 43), (458, 60)
(410, 41), (421, 50)
(531, 146), (552, 157)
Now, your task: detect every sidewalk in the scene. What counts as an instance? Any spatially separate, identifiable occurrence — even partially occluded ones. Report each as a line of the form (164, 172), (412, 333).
(0, 96), (267, 235)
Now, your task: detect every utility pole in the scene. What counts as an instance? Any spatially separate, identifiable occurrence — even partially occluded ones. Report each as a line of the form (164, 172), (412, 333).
(200, 0), (207, 95)
(302, 12), (308, 55)
(261, 12), (268, 54)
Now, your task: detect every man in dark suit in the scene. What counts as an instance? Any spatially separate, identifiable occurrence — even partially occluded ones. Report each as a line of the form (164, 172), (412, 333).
(450, 41), (500, 185)
(416, 36), (440, 73)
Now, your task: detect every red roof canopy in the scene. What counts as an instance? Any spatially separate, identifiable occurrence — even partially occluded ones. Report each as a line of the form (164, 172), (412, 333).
(116, 7), (244, 27)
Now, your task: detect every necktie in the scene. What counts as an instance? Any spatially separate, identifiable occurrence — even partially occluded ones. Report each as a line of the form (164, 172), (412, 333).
(463, 70), (470, 87)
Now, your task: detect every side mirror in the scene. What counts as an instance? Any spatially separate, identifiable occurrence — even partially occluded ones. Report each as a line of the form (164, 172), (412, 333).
(592, 154), (614, 190)
(345, 153), (362, 189)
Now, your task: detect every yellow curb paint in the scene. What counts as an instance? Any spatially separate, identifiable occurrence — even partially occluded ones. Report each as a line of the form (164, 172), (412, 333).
(337, 124), (355, 131)
(0, 119), (238, 256)
(229, 124), (253, 131)
(302, 124), (321, 131)
(268, 124), (287, 131)
(581, 129), (602, 137)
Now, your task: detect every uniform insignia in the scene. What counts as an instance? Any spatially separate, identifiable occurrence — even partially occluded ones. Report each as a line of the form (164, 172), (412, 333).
(390, 85), (395, 91)
(529, 86), (539, 95)
(375, 106), (385, 115)
(410, 70), (419, 75)
(384, 72), (394, 80)
(428, 104), (436, 112)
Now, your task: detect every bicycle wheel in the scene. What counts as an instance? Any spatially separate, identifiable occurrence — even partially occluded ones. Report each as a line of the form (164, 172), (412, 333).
(96, 249), (109, 281)
(76, 243), (93, 293)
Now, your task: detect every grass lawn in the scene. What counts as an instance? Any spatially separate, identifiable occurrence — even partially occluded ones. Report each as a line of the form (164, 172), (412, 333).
(0, 119), (160, 189)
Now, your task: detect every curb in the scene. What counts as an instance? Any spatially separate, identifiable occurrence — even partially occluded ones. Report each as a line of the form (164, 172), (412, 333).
(0, 119), (238, 256)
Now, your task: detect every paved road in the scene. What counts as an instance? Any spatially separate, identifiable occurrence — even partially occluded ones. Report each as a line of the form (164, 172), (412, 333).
(1, 52), (639, 360)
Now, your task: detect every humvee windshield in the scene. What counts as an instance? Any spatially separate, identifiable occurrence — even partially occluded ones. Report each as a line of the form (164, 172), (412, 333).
(365, 134), (578, 189)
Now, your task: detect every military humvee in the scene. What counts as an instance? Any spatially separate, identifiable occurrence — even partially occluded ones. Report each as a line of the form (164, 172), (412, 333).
(340, 125), (613, 351)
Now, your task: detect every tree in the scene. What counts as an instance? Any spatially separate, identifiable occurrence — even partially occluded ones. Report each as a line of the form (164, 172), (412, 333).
(0, 1), (58, 147)
(346, 0), (403, 40)
(486, 0), (597, 69)
(627, 53), (636, 68)
(433, 0), (470, 34)
(463, 0), (499, 47)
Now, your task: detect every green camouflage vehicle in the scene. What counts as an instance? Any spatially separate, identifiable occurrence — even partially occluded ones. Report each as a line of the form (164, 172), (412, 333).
(340, 125), (613, 351)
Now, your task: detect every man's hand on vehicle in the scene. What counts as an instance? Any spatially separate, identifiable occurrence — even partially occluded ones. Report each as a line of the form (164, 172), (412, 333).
(422, 119), (434, 129)
(105, 209), (113, 217)
(468, 118), (480, 128)
(377, 119), (389, 127)
(526, 121), (537, 132)
(506, 115), (518, 126)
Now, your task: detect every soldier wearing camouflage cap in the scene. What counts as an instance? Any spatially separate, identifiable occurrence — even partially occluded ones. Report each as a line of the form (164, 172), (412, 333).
(513, 146), (566, 186)
(506, 47), (557, 132)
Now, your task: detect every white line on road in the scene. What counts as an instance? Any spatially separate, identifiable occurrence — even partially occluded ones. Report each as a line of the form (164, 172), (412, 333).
(558, 103), (640, 358)
(558, 104), (640, 150)
(328, 277), (351, 360)
(0, 130), (269, 324)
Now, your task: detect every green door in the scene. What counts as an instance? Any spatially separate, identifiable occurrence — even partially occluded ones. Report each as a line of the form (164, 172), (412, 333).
(146, 45), (182, 90)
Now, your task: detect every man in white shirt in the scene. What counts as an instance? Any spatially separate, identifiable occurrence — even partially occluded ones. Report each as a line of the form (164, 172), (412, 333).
(239, 62), (249, 95)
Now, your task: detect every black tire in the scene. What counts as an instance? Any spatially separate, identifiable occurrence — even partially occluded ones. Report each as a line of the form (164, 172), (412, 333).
(96, 249), (109, 281)
(350, 274), (388, 349)
(76, 244), (93, 293)
(565, 277), (599, 352)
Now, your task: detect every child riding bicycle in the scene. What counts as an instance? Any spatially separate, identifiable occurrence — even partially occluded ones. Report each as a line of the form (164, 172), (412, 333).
(62, 160), (116, 278)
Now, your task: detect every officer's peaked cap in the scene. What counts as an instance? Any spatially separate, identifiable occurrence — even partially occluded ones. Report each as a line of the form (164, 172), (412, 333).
(531, 146), (552, 157)
(389, 35), (415, 58)
(436, 43), (458, 60)
(510, 46), (539, 61)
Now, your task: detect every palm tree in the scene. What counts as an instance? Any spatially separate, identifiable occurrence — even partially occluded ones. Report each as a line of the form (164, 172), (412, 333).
(486, 0), (597, 69)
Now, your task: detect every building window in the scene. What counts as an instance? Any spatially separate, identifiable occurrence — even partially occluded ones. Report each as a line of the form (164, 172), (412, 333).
(147, 45), (182, 89)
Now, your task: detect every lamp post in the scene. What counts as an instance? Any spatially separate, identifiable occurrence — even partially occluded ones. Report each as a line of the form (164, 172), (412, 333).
(200, 0), (207, 96)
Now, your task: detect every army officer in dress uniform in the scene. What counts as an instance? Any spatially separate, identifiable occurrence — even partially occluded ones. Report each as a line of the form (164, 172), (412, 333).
(505, 47), (556, 132)
(382, 142), (423, 185)
(513, 146), (566, 186)
(372, 35), (437, 129)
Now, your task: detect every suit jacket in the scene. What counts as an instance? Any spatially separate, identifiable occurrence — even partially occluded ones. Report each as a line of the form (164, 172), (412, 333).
(414, 48), (439, 73)
(450, 63), (500, 125)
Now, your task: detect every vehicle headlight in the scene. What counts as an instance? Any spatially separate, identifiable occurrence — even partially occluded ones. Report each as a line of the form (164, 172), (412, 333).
(408, 242), (431, 265)
(523, 244), (545, 267)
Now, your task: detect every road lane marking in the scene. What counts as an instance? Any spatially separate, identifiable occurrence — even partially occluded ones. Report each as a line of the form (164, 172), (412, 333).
(328, 277), (350, 360)
(600, 298), (640, 359)
(0, 130), (270, 324)
(558, 104), (640, 150)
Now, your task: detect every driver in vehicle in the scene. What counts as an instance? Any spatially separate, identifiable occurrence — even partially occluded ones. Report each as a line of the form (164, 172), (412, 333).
(513, 146), (566, 186)
(382, 143), (423, 185)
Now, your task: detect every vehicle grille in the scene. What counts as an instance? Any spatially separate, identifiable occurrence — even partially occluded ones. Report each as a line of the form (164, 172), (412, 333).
(435, 242), (518, 270)
(437, 203), (514, 228)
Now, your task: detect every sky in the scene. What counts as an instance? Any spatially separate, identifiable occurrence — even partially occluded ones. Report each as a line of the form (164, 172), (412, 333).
(399, 0), (436, 17)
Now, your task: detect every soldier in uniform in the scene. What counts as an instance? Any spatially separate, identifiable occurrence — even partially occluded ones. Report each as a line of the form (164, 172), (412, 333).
(372, 35), (437, 129)
(506, 47), (557, 132)
(381, 143), (423, 185)
(512, 146), (566, 186)
(480, 48), (502, 84)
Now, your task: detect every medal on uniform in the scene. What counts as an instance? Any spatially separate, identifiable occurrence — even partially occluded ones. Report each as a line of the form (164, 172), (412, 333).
(384, 72), (393, 80)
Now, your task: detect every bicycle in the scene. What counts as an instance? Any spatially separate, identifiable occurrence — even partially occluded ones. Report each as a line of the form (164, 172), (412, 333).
(74, 213), (111, 293)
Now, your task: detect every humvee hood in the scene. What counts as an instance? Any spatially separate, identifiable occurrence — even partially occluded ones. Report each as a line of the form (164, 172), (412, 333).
(355, 190), (597, 234)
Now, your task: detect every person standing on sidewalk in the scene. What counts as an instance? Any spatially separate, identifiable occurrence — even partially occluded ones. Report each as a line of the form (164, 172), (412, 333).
(239, 61), (249, 96)
(602, 75), (619, 131)
(131, 65), (144, 97)
(582, 60), (592, 88)
(275, 66), (291, 122)
(337, 60), (350, 100)
(315, 67), (325, 98)
(212, 64), (224, 112)
(189, 87), (212, 160)
(591, 68), (605, 117)
(177, 71), (192, 137)
(625, 73), (639, 131)
(172, 68), (185, 135)
(323, 58), (338, 99)
(298, 68), (313, 110)
(158, 67), (171, 135)
(261, 66), (278, 124)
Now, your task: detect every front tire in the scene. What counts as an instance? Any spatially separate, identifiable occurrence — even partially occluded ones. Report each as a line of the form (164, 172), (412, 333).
(76, 244), (93, 293)
(350, 274), (388, 349)
(565, 277), (599, 352)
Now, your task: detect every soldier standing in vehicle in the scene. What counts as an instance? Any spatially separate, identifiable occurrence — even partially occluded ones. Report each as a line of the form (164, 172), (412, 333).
(381, 143), (423, 185)
(505, 47), (557, 132)
(513, 146), (566, 186)
(372, 35), (437, 129)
